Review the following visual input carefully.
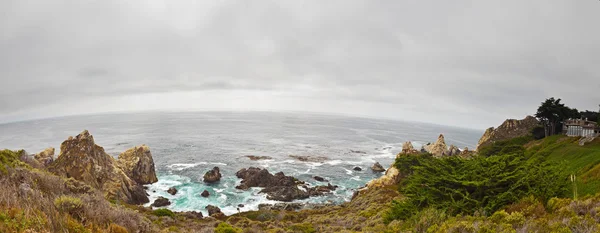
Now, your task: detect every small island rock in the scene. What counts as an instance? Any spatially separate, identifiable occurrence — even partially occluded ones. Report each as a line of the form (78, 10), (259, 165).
(151, 196), (171, 207)
(371, 162), (385, 172)
(203, 167), (222, 183)
(167, 187), (178, 195)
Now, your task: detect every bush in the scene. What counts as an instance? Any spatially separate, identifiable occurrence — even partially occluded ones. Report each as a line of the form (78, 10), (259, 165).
(152, 208), (175, 218)
(215, 222), (242, 233)
(288, 222), (317, 233)
(387, 151), (568, 222)
(107, 223), (129, 233)
(54, 196), (84, 218)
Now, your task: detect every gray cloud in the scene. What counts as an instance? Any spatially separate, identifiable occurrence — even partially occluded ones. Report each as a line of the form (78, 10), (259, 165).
(1, 0), (599, 129)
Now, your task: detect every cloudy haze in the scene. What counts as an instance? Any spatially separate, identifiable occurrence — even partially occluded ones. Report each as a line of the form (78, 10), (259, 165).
(1, 0), (599, 129)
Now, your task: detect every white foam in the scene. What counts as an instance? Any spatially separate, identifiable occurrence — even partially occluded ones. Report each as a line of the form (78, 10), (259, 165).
(167, 162), (207, 171)
(326, 160), (343, 166)
(343, 168), (353, 175)
(351, 176), (361, 181)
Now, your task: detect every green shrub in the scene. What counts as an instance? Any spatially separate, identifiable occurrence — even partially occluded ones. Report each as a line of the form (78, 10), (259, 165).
(151, 208), (175, 218)
(387, 151), (568, 222)
(54, 195), (84, 218)
(288, 222), (316, 233)
(214, 222), (242, 233)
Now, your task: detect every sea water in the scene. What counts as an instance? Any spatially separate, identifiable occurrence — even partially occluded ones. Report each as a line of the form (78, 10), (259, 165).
(0, 111), (481, 216)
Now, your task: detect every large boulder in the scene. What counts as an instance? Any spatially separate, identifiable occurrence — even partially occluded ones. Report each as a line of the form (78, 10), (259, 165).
(48, 130), (151, 204)
(476, 116), (539, 151)
(371, 162), (385, 172)
(424, 134), (449, 157)
(151, 196), (171, 207)
(34, 147), (55, 166)
(205, 205), (224, 217)
(117, 145), (158, 185)
(203, 167), (222, 183)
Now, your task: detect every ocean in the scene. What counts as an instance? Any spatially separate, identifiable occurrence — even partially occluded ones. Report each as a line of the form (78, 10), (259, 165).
(0, 111), (482, 216)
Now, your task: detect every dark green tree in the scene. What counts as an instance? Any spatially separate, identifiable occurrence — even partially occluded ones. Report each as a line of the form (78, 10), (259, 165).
(535, 98), (578, 137)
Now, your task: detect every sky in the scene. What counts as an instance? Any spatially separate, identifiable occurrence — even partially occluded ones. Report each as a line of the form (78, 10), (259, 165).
(0, 0), (599, 129)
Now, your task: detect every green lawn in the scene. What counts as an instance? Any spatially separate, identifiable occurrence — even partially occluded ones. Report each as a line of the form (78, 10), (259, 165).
(526, 135), (600, 196)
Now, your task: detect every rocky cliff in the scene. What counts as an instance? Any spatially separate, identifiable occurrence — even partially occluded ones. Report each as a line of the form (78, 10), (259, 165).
(117, 145), (158, 185)
(476, 116), (539, 151)
(49, 130), (156, 204)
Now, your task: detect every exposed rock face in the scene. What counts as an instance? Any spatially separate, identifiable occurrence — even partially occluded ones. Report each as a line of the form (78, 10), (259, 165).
(235, 167), (336, 202)
(203, 167), (222, 183)
(48, 130), (151, 204)
(476, 115), (539, 151)
(371, 162), (385, 172)
(151, 196), (171, 207)
(448, 145), (461, 156)
(460, 147), (475, 157)
(401, 142), (419, 155)
(117, 145), (158, 185)
(181, 211), (203, 219)
(206, 205), (224, 217)
(34, 147), (55, 166)
(167, 187), (178, 195)
(366, 166), (400, 188)
(424, 134), (449, 157)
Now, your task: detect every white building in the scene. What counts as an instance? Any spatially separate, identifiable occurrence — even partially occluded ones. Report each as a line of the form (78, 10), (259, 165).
(564, 119), (599, 137)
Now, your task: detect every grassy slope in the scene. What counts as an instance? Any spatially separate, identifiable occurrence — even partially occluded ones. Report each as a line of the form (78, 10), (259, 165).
(525, 135), (600, 196)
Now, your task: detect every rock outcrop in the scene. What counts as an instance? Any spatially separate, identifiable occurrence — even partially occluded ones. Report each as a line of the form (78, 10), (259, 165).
(401, 141), (419, 155)
(167, 187), (178, 195)
(206, 205), (224, 217)
(476, 116), (539, 151)
(34, 147), (55, 166)
(203, 167), (222, 183)
(117, 145), (158, 185)
(447, 145), (461, 156)
(371, 162), (385, 172)
(424, 134), (449, 157)
(48, 130), (153, 204)
(366, 166), (400, 188)
(151, 197), (171, 207)
(201, 190), (210, 198)
(235, 167), (336, 201)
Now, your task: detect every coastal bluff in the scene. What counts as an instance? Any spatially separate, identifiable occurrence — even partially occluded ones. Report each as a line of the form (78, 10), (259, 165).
(476, 115), (539, 151)
(48, 130), (158, 204)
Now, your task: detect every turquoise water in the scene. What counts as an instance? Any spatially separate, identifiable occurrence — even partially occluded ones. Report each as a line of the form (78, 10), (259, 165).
(0, 111), (482, 216)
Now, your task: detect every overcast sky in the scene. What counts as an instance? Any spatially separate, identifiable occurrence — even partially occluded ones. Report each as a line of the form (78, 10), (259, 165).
(0, 0), (599, 129)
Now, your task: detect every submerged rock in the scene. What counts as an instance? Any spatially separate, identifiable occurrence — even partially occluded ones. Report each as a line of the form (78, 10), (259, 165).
(151, 197), (171, 207)
(245, 155), (272, 161)
(371, 162), (385, 172)
(201, 190), (210, 198)
(353, 167), (362, 171)
(48, 130), (151, 204)
(289, 155), (328, 162)
(203, 167), (222, 183)
(34, 147), (55, 166)
(117, 145), (158, 185)
(313, 176), (327, 182)
(167, 187), (178, 195)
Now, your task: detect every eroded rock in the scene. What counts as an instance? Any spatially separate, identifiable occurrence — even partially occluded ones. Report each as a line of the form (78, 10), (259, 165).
(34, 147), (55, 166)
(117, 145), (158, 185)
(371, 162), (385, 172)
(48, 130), (151, 204)
(476, 116), (539, 151)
